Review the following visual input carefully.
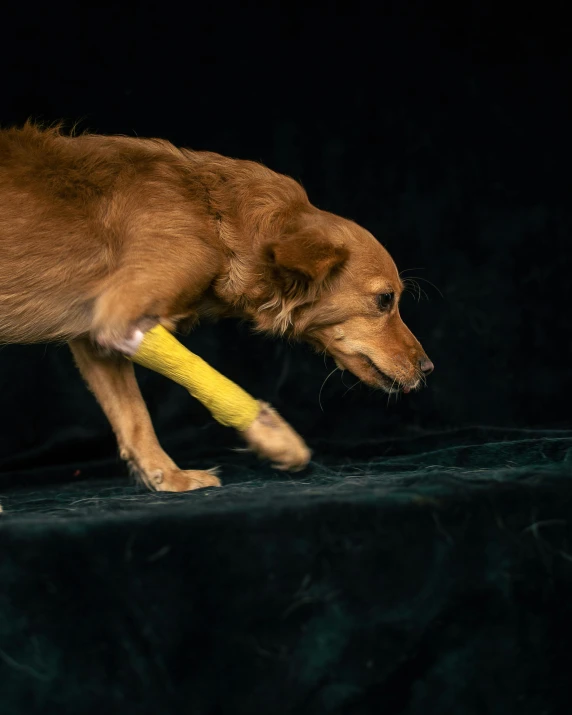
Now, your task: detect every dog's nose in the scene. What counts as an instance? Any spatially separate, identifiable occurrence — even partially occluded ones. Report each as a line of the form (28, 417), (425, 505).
(419, 357), (434, 375)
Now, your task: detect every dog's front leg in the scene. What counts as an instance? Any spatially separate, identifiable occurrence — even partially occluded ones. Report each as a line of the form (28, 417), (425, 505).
(69, 338), (221, 492)
(86, 280), (312, 476)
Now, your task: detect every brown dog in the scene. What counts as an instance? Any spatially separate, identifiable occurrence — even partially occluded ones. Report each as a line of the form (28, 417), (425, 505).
(0, 123), (433, 491)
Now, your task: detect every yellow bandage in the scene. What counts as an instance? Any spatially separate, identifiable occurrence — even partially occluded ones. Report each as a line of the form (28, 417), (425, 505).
(129, 325), (260, 431)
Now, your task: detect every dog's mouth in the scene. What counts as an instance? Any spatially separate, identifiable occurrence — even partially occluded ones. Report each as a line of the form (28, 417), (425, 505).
(360, 354), (413, 394)
(332, 352), (418, 394)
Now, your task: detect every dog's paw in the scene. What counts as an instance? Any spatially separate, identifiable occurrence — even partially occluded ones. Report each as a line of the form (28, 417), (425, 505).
(241, 401), (311, 472)
(153, 467), (222, 492)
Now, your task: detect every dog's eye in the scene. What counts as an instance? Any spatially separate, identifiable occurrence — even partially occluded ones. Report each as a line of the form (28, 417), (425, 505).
(376, 292), (394, 311)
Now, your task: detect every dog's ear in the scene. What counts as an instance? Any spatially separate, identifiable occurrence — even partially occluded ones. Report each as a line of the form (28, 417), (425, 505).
(264, 232), (349, 286)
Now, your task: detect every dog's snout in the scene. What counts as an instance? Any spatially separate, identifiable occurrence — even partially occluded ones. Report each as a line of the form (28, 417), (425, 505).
(419, 357), (434, 375)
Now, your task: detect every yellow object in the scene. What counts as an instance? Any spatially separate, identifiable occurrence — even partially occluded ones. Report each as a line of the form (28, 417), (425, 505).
(129, 325), (260, 431)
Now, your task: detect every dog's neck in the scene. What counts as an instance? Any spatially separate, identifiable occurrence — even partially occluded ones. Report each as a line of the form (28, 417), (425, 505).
(186, 150), (321, 330)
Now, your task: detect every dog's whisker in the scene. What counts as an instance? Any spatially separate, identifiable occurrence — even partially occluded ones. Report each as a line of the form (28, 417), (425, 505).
(399, 267), (426, 276)
(387, 376), (398, 406)
(318, 367), (339, 412)
(403, 277), (424, 302)
(404, 278), (427, 302)
(404, 275), (443, 299)
(413, 280), (429, 302)
(415, 276), (444, 299)
(321, 334), (336, 368)
(413, 280), (426, 302)
(342, 378), (361, 398)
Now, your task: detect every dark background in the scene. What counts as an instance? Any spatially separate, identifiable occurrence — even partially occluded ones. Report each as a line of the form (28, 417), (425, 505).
(0, 1), (570, 477)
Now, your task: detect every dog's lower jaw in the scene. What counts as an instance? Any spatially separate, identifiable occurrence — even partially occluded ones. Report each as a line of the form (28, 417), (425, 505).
(333, 352), (419, 394)
(361, 355), (422, 394)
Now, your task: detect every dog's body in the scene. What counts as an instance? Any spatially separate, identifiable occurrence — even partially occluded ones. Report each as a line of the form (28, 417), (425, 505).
(0, 123), (433, 491)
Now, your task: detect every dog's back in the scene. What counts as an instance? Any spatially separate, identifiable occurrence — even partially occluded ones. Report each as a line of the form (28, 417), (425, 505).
(0, 124), (209, 344)
(0, 125), (116, 342)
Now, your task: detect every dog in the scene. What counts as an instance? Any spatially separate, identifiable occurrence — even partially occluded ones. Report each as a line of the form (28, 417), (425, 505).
(0, 122), (433, 491)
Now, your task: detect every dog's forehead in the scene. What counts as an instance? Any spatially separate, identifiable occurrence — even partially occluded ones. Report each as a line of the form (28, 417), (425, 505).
(332, 218), (401, 289)
(349, 234), (401, 290)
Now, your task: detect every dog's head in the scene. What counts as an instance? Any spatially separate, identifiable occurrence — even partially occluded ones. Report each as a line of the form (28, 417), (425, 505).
(247, 210), (434, 394)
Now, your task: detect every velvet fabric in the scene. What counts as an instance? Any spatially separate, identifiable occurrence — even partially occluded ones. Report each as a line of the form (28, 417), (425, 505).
(1, 431), (572, 714)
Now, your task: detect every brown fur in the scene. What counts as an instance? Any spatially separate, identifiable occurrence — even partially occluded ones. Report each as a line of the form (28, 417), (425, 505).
(0, 122), (432, 491)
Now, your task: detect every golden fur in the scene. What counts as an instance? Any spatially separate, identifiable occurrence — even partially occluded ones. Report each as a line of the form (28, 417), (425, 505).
(0, 123), (433, 491)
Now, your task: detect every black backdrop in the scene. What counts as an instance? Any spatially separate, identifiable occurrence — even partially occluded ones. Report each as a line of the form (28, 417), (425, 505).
(0, 1), (570, 476)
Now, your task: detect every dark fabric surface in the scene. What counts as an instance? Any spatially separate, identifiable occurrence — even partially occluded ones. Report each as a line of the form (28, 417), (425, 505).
(1, 1), (571, 713)
(2, 430), (572, 715)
